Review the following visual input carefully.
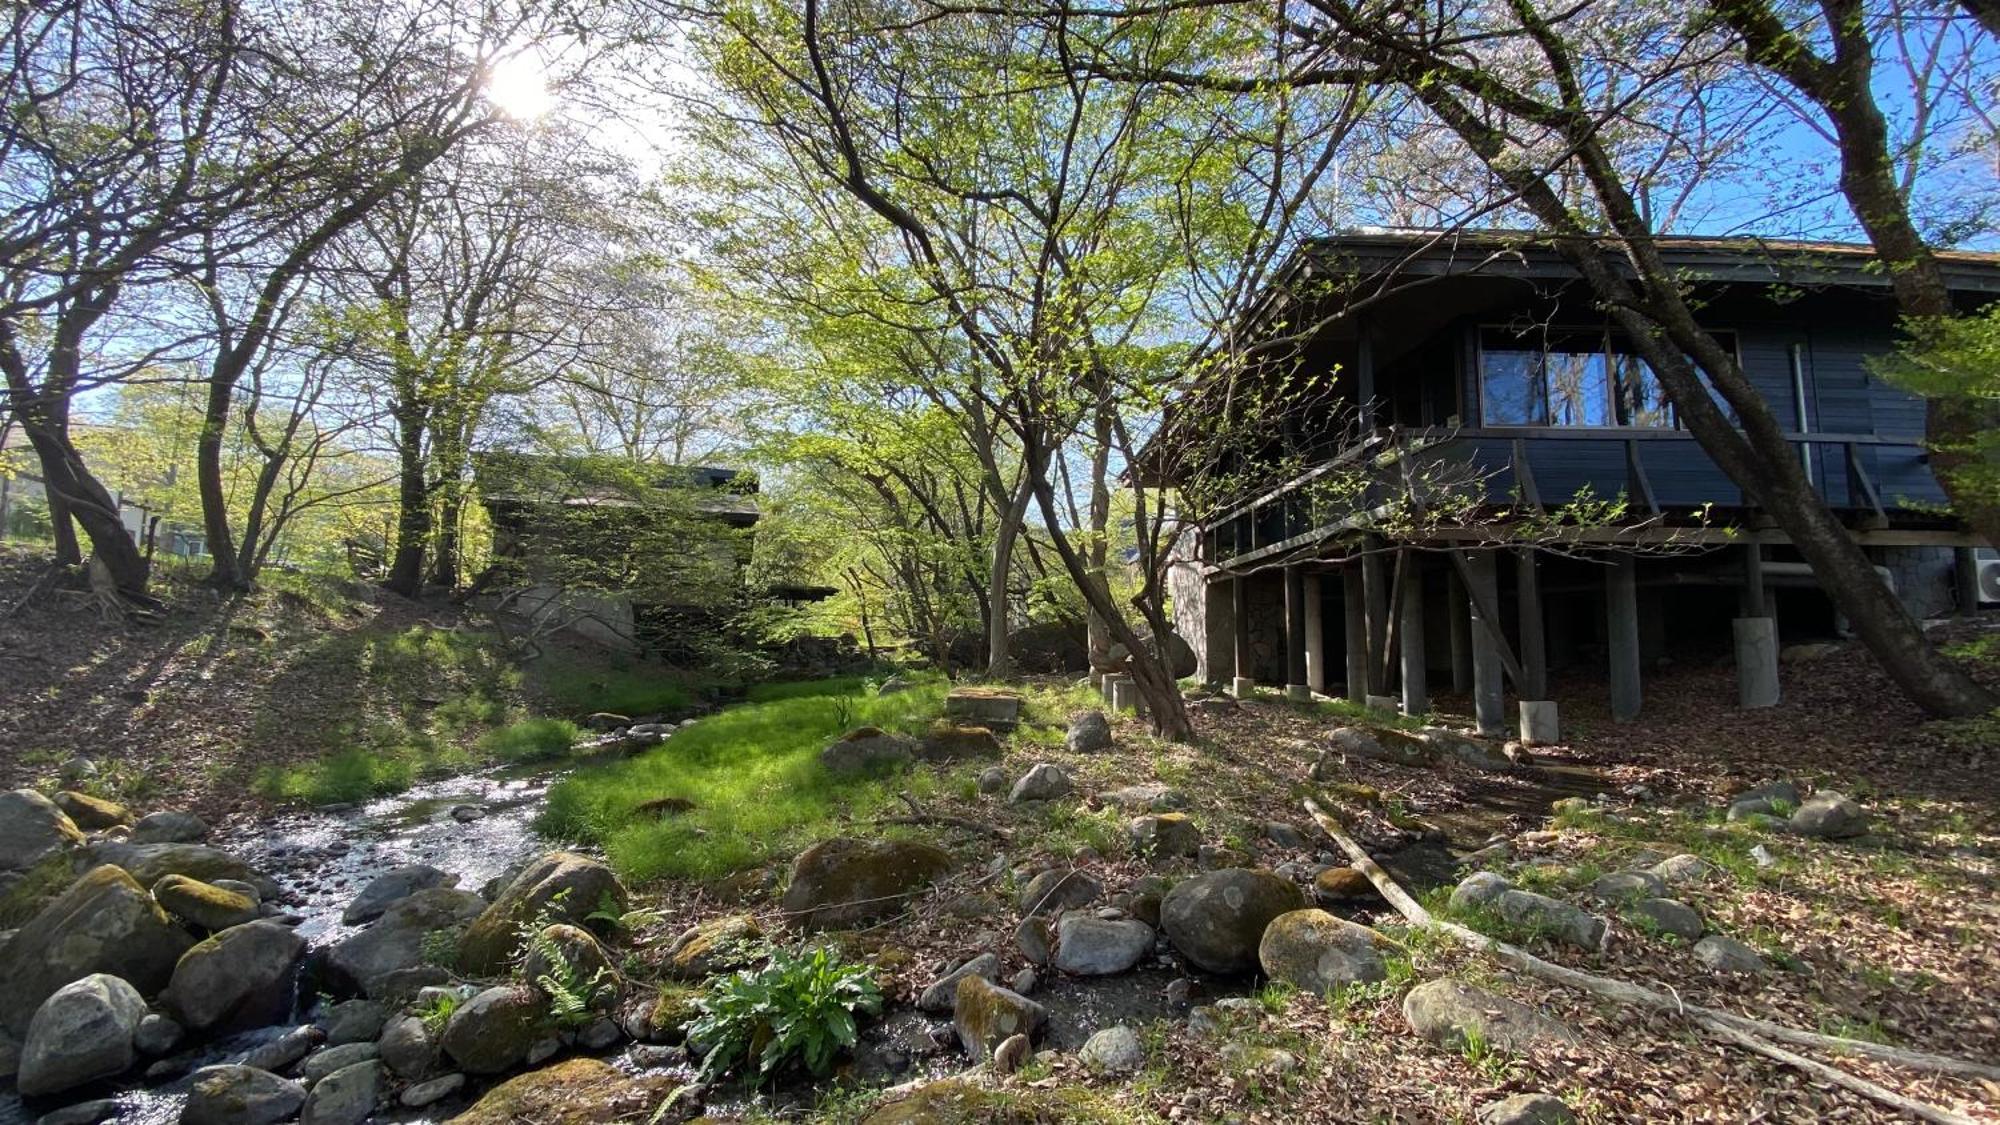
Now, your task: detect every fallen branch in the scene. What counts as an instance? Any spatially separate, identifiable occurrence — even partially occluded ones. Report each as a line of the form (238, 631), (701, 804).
(874, 793), (1014, 842)
(1304, 796), (1995, 1119)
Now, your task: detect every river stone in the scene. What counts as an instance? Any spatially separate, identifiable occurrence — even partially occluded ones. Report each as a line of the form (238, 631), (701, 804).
(1257, 910), (1386, 993)
(164, 921), (307, 1032)
(918, 723), (1002, 762)
(1791, 791), (1868, 838)
(991, 1033), (1032, 1075)
(1078, 1025), (1145, 1073)
(1735, 779), (1801, 808)
(1315, 867), (1377, 902)
(0, 865), (195, 1037)
(36, 1099), (121, 1125)
(1129, 813), (1201, 858)
(328, 887), (486, 997)
(340, 865), (458, 925)
(1018, 868), (1100, 916)
(1449, 871), (1511, 912)
(450, 1057), (661, 1125)
(1630, 897), (1704, 940)
(952, 976), (1045, 1062)
(54, 792), (134, 832)
(128, 811), (208, 846)
(153, 874), (260, 932)
(376, 1014), (434, 1079)
(1009, 763), (1072, 804)
(780, 837), (952, 931)
(16, 973), (147, 1097)
(1422, 728), (1514, 772)
(1100, 783), (1186, 812)
(181, 1064), (306, 1125)
(240, 1025), (322, 1073)
(299, 1042), (377, 1086)
(1325, 725), (1434, 768)
(135, 1013), (184, 1056)
(1402, 979), (1575, 1054)
(441, 986), (546, 1074)
(1692, 934), (1768, 974)
(1589, 870), (1667, 901)
(1478, 1093), (1579, 1124)
(975, 767), (1009, 795)
(1159, 868), (1304, 975)
(919, 954), (1000, 1012)
(1014, 915), (1053, 965)
(1052, 914), (1153, 976)
(458, 853), (627, 975)
(1647, 854), (1712, 886)
(317, 1000), (387, 1047)
(1494, 890), (1606, 951)
(819, 727), (919, 776)
(87, 843), (278, 900)
(519, 923), (619, 1009)
(0, 790), (84, 871)
(662, 913), (763, 980)
(301, 1059), (379, 1125)
(1066, 711), (1113, 753)
(399, 1072), (465, 1108)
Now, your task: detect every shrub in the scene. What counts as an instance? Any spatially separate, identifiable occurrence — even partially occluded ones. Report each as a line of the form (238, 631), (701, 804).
(688, 946), (883, 1081)
(480, 717), (581, 763)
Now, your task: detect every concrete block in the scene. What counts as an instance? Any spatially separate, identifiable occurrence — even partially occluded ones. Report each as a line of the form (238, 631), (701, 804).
(1733, 617), (1780, 709)
(1230, 676), (1256, 699)
(1518, 700), (1559, 745)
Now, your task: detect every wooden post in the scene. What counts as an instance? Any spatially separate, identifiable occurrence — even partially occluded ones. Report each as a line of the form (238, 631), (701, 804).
(1303, 574), (1327, 694)
(1284, 564), (1310, 701)
(1515, 548), (1548, 700)
(1398, 551), (1427, 716)
(1464, 550), (1505, 736)
(1343, 563), (1368, 705)
(1607, 555), (1643, 722)
(1231, 577), (1254, 697)
(1448, 569), (1472, 693)
(1743, 539), (1769, 619)
(1361, 540), (1389, 695)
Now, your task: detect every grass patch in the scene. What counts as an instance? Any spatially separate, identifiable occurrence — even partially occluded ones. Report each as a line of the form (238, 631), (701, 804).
(538, 674), (950, 882)
(529, 652), (703, 718)
(479, 717), (582, 763)
(1306, 695), (1426, 730)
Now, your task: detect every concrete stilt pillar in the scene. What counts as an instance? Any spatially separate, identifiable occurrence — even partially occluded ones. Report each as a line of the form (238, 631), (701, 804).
(1955, 546), (1981, 616)
(1399, 554), (1428, 716)
(1464, 550), (1506, 737)
(1734, 617), (1780, 708)
(1519, 700), (1560, 745)
(1607, 555), (1643, 722)
(1343, 564), (1368, 705)
(1231, 577), (1253, 697)
(1303, 575), (1327, 694)
(1448, 571), (1472, 693)
(1361, 544), (1389, 696)
(1284, 565), (1309, 701)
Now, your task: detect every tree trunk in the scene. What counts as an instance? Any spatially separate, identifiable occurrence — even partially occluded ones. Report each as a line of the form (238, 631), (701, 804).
(22, 426), (146, 594)
(383, 407), (430, 598)
(1084, 412), (1114, 683)
(429, 488), (463, 589)
(197, 379), (246, 589)
(985, 474), (1034, 678)
(47, 488), (81, 566)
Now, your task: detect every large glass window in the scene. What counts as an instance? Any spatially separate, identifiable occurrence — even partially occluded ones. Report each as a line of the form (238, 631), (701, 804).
(1480, 329), (1729, 428)
(1614, 355), (1674, 427)
(1479, 349), (1548, 425)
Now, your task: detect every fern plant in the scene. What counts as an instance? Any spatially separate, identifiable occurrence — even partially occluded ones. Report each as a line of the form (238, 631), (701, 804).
(516, 902), (612, 1029)
(687, 946), (882, 1081)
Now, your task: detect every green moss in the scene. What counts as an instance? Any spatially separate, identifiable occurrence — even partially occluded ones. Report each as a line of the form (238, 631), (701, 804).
(0, 855), (73, 927)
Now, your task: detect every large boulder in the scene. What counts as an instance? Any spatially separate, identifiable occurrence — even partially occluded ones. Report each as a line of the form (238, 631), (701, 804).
(152, 874), (260, 932)
(1402, 979), (1575, 1054)
(952, 975), (1045, 1062)
(779, 838), (953, 931)
(1008, 764), (1072, 804)
(450, 1058), (664, 1125)
(181, 1065), (307, 1125)
(457, 852), (627, 976)
(1128, 813), (1201, 858)
(518, 923), (619, 1010)
(0, 865), (195, 1037)
(1493, 890), (1605, 952)
(340, 865), (458, 925)
(917, 723), (1003, 763)
(1791, 791), (1868, 839)
(86, 842), (278, 900)
(1017, 868), (1100, 917)
(440, 986), (549, 1075)
(0, 789), (84, 871)
(128, 811), (208, 846)
(53, 792), (134, 832)
(163, 921), (307, 1032)
(818, 728), (919, 776)
(1065, 711), (1113, 754)
(1052, 914), (1154, 976)
(661, 914), (763, 981)
(918, 954), (1000, 1013)
(1159, 868), (1304, 974)
(16, 973), (147, 1097)
(375, 1014), (435, 1079)
(301, 1060), (380, 1125)
(1257, 909), (1387, 993)
(327, 887), (486, 997)
(1317, 726), (1435, 771)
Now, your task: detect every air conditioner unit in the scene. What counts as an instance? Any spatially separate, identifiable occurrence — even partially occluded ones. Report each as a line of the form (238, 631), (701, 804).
(1979, 559), (2000, 605)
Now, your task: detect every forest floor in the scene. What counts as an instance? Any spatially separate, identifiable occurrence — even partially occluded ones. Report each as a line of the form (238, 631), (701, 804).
(4, 542), (1999, 1122)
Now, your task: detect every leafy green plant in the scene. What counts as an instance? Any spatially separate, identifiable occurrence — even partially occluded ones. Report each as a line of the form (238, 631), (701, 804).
(420, 927), (464, 968)
(687, 945), (883, 1081)
(480, 717), (582, 763)
(516, 900), (613, 1028)
(417, 990), (462, 1035)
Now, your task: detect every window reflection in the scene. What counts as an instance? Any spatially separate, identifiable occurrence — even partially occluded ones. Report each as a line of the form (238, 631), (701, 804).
(1480, 329), (1731, 429)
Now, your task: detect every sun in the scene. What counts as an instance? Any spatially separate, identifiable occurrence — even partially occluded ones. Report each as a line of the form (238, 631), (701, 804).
(486, 52), (552, 120)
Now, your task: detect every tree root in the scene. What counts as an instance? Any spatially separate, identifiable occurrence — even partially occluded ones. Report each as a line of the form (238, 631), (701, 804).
(1303, 796), (1993, 1123)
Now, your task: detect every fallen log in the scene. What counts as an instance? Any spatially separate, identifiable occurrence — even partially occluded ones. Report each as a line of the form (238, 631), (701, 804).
(1304, 796), (1991, 1123)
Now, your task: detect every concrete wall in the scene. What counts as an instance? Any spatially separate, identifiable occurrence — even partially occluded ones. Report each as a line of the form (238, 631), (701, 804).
(1878, 545), (1958, 620)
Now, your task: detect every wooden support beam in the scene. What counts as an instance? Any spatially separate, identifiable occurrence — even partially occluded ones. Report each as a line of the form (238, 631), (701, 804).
(1515, 548), (1547, 700)
(1742, 539), (1769, 619)
(1624, 438), (1659, 515)
(1343, 563), (1368, 705)
(1399, 550), (1428, 716)
(1607, 555), (1643, 722)
(1511, 438), (1544, 511)
(1462, 549), (1506, 736)
(1844, 441), (1887, 529)
(1448, 569), (1472, 693)
(1283, 564), (1309, 697)
(1361, 539), (1390, 695)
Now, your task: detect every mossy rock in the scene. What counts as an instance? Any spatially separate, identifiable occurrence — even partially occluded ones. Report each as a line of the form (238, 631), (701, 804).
(152, 874), (258, 932)
(863, 1079), (1131, 1124)
(917, 722), (1003, 762)
(662, 913), (764, 980)
(519, 923), (621, 1009)
(779, 838), (953, 931)
(439, 986), (548, 1075)
(54, 791), (134, 830)
(0, 864), (195, 1037)
(451, 1058), (669, 1124)
(457, 852), (627, 976)
(87, 843), (278, 899)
